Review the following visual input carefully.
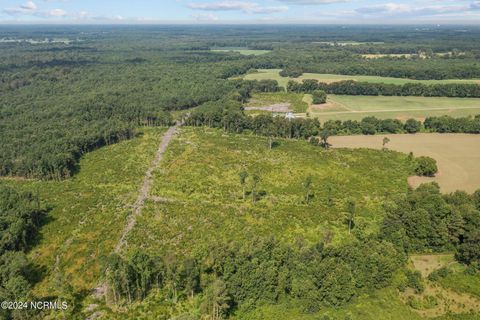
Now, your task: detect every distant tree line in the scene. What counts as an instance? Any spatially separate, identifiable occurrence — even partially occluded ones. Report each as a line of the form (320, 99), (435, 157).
(288, 79), (480, 98)
(186, 100), (480, 137)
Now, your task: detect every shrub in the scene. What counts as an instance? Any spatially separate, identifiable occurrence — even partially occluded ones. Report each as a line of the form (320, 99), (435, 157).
(405, 270), (424, 294)
(312, 90), (327, 104)
(414, 156), (438, 177)
(404, 118), (422, 133)
(428, 267), (449, 281)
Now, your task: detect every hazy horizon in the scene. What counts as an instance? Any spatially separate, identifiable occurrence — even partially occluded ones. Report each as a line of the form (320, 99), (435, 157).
(0, 0), (479, 25)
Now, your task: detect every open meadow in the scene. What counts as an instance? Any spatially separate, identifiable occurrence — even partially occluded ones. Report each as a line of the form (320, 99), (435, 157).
(329, 133), (480, 193)
(309, 94), (480, 121)
(240, 69), (480, 88)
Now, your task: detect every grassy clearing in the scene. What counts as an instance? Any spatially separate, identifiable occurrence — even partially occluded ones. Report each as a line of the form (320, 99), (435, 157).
(439, 264), (480, 299)
(235, 289), (422, 320)
(211, 48), (271, 56)
(362, 52), (464, 59)
(410, 254), (456, 278)
(407, 254), (480, 318)
(309, 95), (480, 122)
(0, 127), (167, 295)
(240, 69), (480, 88)
(245, 92), (309, 113)
(329, 133), (480, 193)
(126, 127), (411, 257)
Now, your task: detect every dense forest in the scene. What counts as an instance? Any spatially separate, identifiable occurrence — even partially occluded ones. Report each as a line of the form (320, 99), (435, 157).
(0, 186), (45, 320)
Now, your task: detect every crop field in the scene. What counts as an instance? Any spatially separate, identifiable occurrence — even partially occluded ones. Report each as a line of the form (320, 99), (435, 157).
(125, 127), (412, 257)
(0, 127), (167, 295)
(241, 69), (480, 88)
(309, 94), (480, 121)
(329, 133), (480, 193)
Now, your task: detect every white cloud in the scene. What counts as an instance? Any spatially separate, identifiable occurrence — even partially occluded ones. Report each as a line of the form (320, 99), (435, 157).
(191, 12), (220, 20)
(21, 1), (37, 11)
(356, 3), (410, 14)
(47, 8), (66, 17)
(355, 1), (480, 17)
(188, 1), (288, 14)
(275, 0), (350, 4)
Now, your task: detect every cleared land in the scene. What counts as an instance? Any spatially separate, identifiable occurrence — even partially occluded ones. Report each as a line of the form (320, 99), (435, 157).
(0, 128), (167, 295)
(408, 254), (480, 318)
(211, 48), (271, 55)
(240, 69), (480, 88)
(309, 94), (480, 121)
(245, 92), (308, 113)
(126, 127), (412, 257)
(330, 133), (480, 193)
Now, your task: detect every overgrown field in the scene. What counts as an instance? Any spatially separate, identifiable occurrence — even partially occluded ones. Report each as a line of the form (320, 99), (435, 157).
(329, 133), (480, 193)
(126, 127), (412, 257)
(310, 95), (480, 121)
(240, 69), (480, 88)
(0, 127), (166, 294)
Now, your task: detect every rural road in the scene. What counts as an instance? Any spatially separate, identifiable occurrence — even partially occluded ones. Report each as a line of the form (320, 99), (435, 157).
(114, 123), (181, 253)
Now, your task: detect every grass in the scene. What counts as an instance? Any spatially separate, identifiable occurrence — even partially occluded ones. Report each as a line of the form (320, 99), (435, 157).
(407, 254), (480, 318)
(0, 127), (167, 295)
(308, 94), (480, 122)
(329, 133), (480, 193)
(240, 69), (480, 88)
(439, 269), (480, 299)
(125, 127), (412, 257)
(245, 92), (309, 113)
(234, 289), (422, 320)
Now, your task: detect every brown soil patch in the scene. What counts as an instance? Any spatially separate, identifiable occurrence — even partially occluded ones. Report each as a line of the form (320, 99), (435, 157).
(310, 101), (336, 110)
(402, 283), (480, 318)
(403, 254), (480, 318)
(410, 254), (453, 277)
(244, 103), (291, 113)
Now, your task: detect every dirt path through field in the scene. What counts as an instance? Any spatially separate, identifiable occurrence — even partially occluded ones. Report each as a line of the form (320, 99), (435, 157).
(114, 123), (180, 253)
(88, 123), (181, 316)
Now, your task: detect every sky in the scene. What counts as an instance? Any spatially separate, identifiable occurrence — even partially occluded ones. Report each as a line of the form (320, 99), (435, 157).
(0, 0), (480, 24)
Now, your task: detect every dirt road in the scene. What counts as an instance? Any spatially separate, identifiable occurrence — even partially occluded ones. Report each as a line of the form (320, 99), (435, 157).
(114, 123), (180, 253)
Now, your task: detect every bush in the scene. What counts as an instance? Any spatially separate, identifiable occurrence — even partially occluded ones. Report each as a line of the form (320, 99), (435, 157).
(404, 118), (422, 133)
(428, 267), (449, 281)
(405, 270), (425, 294)
(414, 156), (438, 177)
(312, 90), (327, 104)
